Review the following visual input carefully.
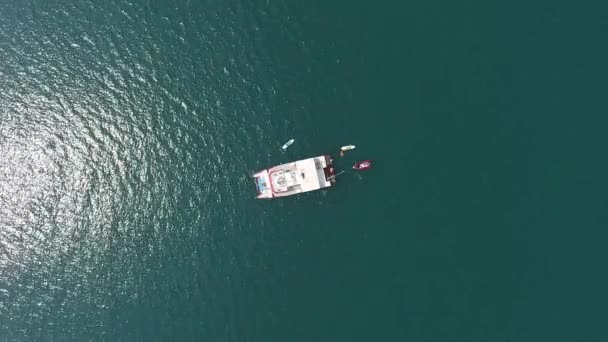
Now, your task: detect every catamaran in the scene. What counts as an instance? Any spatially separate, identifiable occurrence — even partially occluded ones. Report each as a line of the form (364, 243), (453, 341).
(253, 155), (336, 199)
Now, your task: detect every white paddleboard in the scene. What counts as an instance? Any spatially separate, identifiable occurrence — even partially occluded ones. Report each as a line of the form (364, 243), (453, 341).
(281, 139), (295, 150)
(340, 145), (356, 151)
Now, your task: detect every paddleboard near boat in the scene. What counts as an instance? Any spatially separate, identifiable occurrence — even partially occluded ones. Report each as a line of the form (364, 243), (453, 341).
(281, 139), (295, 150)
(341, 145), (355, 151)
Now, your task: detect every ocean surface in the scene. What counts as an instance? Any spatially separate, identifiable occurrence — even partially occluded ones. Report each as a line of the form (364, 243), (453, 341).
(1, 0), (607, 341)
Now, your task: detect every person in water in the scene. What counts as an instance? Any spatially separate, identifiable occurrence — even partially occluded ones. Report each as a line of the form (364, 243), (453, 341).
(339, 150), (345, 157)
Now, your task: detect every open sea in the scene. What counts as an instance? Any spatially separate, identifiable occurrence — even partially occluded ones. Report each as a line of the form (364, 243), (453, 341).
(1, 0), (607, 341)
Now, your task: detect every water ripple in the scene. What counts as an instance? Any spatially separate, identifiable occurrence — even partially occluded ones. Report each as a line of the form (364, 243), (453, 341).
(0, 0), (296, 339)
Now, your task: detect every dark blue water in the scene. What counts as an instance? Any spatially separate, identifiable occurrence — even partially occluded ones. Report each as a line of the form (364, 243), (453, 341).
(1, 0), (607, 341)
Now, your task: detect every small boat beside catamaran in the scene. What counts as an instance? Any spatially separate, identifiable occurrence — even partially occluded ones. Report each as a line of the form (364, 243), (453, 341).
(352, 160), (372, 171)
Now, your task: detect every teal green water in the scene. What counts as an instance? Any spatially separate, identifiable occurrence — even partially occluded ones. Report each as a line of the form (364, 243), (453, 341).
(1, 0), (607, 341)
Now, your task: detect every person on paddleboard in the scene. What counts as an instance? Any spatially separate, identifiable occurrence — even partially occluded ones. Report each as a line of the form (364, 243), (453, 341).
(339, 145), (355, 157)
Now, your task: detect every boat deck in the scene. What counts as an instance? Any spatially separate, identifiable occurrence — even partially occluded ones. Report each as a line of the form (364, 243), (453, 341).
(254, 155), (334, 199)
